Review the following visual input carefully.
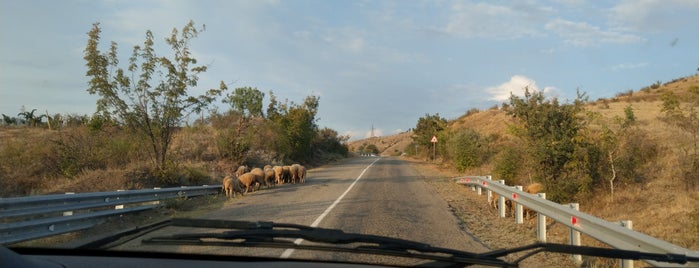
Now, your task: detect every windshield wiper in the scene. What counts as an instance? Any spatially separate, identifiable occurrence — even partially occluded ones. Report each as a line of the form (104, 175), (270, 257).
(139, 218), (698, 267)
(142, 218), (510, 267)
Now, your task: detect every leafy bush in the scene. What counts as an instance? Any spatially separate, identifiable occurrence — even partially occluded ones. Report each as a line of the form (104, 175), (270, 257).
(446, 129), (486, 172)
(506, 88), (588, 202)
(615, 130), (658, 184)
(493, 146), (521, 185)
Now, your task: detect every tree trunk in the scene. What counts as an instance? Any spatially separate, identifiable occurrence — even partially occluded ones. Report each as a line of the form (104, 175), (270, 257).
(608, 151), (616, 201)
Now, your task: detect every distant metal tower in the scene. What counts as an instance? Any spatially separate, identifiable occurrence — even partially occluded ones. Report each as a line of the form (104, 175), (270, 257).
(371, 124), (375, 138)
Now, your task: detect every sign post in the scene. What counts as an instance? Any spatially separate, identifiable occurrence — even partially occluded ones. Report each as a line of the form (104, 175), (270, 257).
(430, 135), (438, 160)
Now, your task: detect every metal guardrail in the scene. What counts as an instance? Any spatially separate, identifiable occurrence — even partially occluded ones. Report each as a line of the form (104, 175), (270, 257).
(455, 176), (699, 267)
(0, 185), (221, 245)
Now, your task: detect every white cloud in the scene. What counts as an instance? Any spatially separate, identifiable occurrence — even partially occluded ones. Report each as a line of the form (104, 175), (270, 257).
(609, 0), (699, 32)
(486, 75), (557, 102)
(443, 2), (551, 39)
(610, 62), (649, 71)
(545, 18), (644, 47)
(320, 27), (367, 54)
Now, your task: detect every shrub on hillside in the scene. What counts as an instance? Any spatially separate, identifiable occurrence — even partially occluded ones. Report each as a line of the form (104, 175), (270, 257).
(492, 146), (521, 185)
(445, 129), (486, 172)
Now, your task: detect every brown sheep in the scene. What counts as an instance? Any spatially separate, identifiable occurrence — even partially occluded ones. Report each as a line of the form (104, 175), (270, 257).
(273, 166), (284, 185)
(222, 176), (234, 198)
(221, 176), (242, 198)
(292, 164), (306, 183)
(289, 164), (299, 184)
(250, 168), (266, 190)
(488, 192), (513, 215)
(297, 165), (306, 183)
(282, 166), (291, 184)
(235, 165), (249, 178)
(523, 183), (543, 219)
(263, 166), (276, 187)
(237, 172), (257, 194)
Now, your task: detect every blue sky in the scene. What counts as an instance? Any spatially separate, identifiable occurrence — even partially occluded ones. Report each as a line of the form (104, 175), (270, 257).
(1, 0), (697, 140)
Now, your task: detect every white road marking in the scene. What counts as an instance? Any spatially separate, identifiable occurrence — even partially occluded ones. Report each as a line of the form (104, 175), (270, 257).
(279, 157), (381, 259)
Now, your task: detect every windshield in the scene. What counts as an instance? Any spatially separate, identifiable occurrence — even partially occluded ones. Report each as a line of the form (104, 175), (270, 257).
(1, 1), (698, 267)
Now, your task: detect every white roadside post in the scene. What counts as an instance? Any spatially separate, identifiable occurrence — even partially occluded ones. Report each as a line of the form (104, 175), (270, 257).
(514, 186), (523, 224)
(63, 192), (75, 216)
(537, 193), (547, 242)
(485, 176), (493, 204)
(498, 180), (506, 218)
(430, 135), (437, 161)
(569, 203), (582, 265)
(620, 220), (634, 268)
(115, 189), (125, 210)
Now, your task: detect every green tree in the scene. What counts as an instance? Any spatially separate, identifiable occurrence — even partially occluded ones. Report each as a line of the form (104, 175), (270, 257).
(363, 144), (379, 154)
(493, 145), (522, 185)
(17, 109), (45, 127)
(312, 127), (349, 157)
(2, 114), (18, 125)
(446, 129), (485, 172)
(412, 113), (447, 148)
(83, 21), (226, 172)
(285, 96), (320, 163)
(224, 87), (265, 118)
(507, 88), (587, 201)
(266, 94), (320, 163)
(660, 91), (682, 118)
(216, 87), (266, 163)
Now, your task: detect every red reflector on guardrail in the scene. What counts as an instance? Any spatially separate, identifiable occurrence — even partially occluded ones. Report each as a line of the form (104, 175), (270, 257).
(572, 216), (578, 225)
(512, 193), (518, 199)
(482, 181), (487, 186)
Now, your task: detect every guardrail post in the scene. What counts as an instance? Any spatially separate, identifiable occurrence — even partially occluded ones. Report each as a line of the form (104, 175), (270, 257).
(63, 192), (75, 216)
(537, 193), (547, 242)
(476, 183), (482, 195)
(115, 190), (125, 209)
(620, 220), (633, 268)
(498, 180), (506, 218)
(486, 189), (492, 205)
(514, 186), (523, 224)
(569, 203), (582, 265)
(485, 176), (492, 204)
(152, 187), (162, 205)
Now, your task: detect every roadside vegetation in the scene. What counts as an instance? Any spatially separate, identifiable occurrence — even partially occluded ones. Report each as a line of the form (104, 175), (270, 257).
(350, 74), (699, 253)
(402, 75), (698, 202)
(0, 21), (348, 197)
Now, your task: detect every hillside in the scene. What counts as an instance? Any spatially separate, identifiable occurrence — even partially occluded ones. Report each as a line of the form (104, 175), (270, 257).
(347, 131), (414, 157)
(350, 75), (699, 251)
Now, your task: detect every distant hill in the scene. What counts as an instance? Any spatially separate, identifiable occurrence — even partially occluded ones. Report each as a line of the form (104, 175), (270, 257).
(347, 131), (413, 157)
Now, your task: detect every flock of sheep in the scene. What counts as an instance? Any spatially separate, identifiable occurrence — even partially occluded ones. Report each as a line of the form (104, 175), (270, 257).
(221, 164), (307, 198)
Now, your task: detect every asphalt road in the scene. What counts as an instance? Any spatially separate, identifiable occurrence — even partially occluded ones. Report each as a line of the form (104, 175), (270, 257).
(115, 156), (489, 265)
